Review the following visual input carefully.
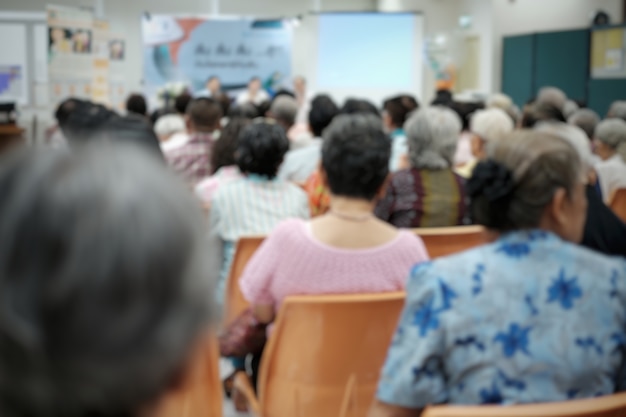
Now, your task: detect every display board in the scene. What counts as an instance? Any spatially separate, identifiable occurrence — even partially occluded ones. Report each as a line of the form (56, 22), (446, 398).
(141, 15), (293, 100)
(0, 24), (28, 104)
(591, 26), (626, 79)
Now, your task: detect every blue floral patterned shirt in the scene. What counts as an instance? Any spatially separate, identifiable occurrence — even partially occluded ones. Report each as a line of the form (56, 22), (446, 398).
(377, 230), (626, 409)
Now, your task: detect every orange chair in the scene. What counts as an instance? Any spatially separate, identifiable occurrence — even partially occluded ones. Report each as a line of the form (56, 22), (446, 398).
(413, 225), (489, 258)
(610, 189), (626, 223)
(155, 333), (223, 417)
(234, 292), (405, 417)
(422, 392), (626, 417)
(222, 236), (265, 328)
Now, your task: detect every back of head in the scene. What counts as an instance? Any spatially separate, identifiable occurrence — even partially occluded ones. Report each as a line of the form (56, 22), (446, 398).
(63, 101), (119, 146)
(383, 96), (413, 129)
(96, 115), (164, 161)
(486, 93), (513, 111)
(125, 93), (147, 117)
(568, 109), (600, 140)
(211, 117), (251, 174)
(0, 143), (213, 417)
(322, 114), (390, 201)
(269, 95), (298, 128)
(471, 108), (514, 143)
(521, 101), (566, 128)
(340, 98), (380, 117)
(55, 97), (87, 132)
(608, 100), (626, 121)
(431, 89), (453, 106)
(405, 106), (462, 170)
(236, 121), (289, 178)
(450, 101), (485, 131)
(186, 98), (223, 132)
(534, 122), (594, 171)
(536, 86), (567, 111)
(563, 100), (579, 119)
(469, 130), (582, 233)
(595, 118), (626, 151)
(175, 92), (192, 115)
(309, 94), (339, 137)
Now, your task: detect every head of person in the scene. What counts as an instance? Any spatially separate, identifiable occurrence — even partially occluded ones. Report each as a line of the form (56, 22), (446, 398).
(341, 99), (380, 117)
(93, 116), (165, 162)
(382, 96), (412, 131)
(54, 97), (87, 136)
(487, 93), (520, 126)
(235, 120), (289, 179)
(154, 114), (186, 142)
(536, 86), (567, 111)
(321, 114), (390, 203)
(63, 101), (118, 146)
(125, 93), (148, 117)
(607, 100), (626, 121)
(594, 118), (626, 162)
(229, 103), (259, 120)
(405, 106), (462, 170)
(468, 130), (587, 243)
(470, 108), (515, 160)
(268, 95), (298, 130)
(568, 109), (600, 140)
(399, 94), (420, 113)
(293, 76), (306, 96)
(0, 143), (214, 417)
(185, 98), (223, 134)
(431, 89), (453, 107)
(248, 77), (262, 94)
(520, 102), (566, 128)
(309, 94), (339, 137)
(206, 76), (221, 95)
(210, 117), (251, 174)
(563, 100), (580, 119)
(174, 92), (192, 115)
(450, 101), (485, 132)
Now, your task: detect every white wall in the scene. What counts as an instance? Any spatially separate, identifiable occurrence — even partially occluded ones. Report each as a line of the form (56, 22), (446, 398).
(458, 0), (494, 95)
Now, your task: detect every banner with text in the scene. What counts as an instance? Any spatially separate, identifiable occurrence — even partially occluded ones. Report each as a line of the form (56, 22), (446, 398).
(141, 16), (293, 102)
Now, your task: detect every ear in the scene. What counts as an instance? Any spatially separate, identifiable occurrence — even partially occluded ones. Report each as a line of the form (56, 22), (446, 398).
(547, 187), (568, 229)
(376, 174), (392, 200)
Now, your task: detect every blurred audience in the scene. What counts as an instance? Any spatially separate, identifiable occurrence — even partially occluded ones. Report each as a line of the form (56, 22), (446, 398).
(125, 93), (148, 118)
(593, 118), (626, 203)
(568, 108), (600, 141)
(236, 77), (270, 106)
(375, 106), (470, 228)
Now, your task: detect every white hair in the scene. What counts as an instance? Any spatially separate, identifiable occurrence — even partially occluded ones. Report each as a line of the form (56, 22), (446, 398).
(534, 122), (593, 170)
(537, 87), (567, 111)
(563, 100), (580, 119)
(470, 108), (514, 143)
(608, 101), (626, 121)
(595, 118), (626, 149)
(404, 106), (462, 170)
(568, 109), (600, 140)
(154, 114), (186, 138)
(486, 93), (513, 111)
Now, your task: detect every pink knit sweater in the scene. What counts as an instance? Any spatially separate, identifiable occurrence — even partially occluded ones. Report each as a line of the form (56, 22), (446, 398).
(239, 218), (429, 309)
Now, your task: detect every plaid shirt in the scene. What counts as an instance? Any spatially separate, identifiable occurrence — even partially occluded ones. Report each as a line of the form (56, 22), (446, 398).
(164, 132), (214, 186)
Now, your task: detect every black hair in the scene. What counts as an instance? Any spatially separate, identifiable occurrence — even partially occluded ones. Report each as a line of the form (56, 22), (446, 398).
(273, 89), (296, 100)
(256, 100), (272, 119)
(97, 116), (164, 161)
(236, 122), (289, 178)
(54, 97), (87, 131)
(383, 96), (412, 128)
(175, 92), (192, 114)
(63, 101), (118, 145)
(449, 101), (486, 131)
(210, 117), (251, 174)
(229, 103), (260, 120)
(308, 95), (339, 137)
(125, 93), (147, 116)
(431, 89), (453, 106)
(399, 94), (420, 112)
(321, 114), (391, 201)
(186, 98), (223, 132)
(341, 98), (381, 117)
(520, 102), (566, 128)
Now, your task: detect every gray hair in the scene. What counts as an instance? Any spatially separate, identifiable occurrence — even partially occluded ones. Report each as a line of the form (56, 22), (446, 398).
(270, 95), (298, 127)
(534, 122), (594, 171)
(470, 108), (514, 143)
(568, 109), (600, 140)
(563, 100), (580, 119)
(486, 93), (513, 110)
(0, 143), (214, 417)
(474, 130), (582, 231)
(154, 114), (186, 139)
(595, 119), (626, 162)
(537, 86), (567, 111)
(608, 100), (626, 121)
(404, 106), (462, 169)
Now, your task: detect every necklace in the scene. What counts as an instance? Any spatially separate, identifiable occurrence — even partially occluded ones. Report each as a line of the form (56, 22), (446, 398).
(329, 209), (373, 222)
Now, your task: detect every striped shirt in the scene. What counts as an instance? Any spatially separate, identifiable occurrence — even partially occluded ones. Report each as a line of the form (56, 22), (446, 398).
(207, 175), (310, 302)
(164, 132), (214, 186)
(375, 167), (470, 228)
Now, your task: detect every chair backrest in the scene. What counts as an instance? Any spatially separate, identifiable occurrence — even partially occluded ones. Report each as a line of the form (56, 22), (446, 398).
(413, 225), (488, 258)
(257, 292), (405, 417)
(610, 189), (626, 223)
(422, 392), (626, 417)
(154, 334), (223, 417)
(223, 236), (265, 327)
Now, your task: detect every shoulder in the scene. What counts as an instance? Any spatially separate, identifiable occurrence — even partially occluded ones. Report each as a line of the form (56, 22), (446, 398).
(266, 218), (308, 244)
(393, 230), (430, 258)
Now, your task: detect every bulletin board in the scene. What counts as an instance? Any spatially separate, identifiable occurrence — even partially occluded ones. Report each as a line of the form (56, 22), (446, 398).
(591, 26), (626, 79)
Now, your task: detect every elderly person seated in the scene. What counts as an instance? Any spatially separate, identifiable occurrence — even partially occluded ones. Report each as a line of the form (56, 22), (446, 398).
(608, 100), (626, 121)
(375, 106), (470, 228)
(594, 118), (626, 203)
(456, 108), (514, 178)
(536, 86), (567, 111)
(568, 108), (600, 141)
(207, 120), (310, 304)
(369, 131), (626, 417)
(0, 143), (215, 417)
